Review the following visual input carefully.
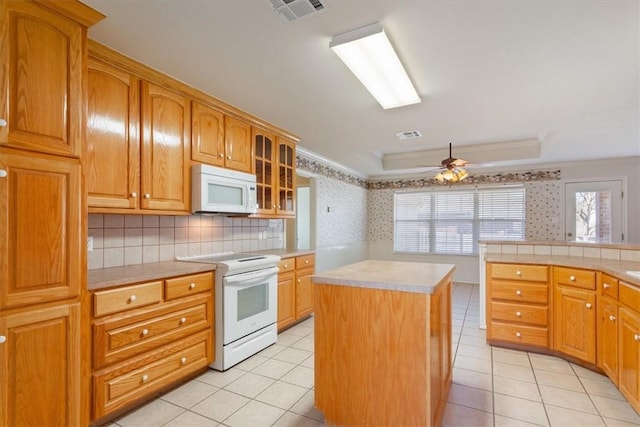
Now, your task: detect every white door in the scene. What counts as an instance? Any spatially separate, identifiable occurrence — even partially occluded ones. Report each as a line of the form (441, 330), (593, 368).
(564, 180), (625, 243)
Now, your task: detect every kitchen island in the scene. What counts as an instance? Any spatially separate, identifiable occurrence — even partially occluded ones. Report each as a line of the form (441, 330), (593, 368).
(313, 260), (455, 427)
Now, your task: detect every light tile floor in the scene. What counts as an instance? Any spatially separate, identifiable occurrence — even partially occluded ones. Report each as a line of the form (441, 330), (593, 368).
(103, 283), (640, 427)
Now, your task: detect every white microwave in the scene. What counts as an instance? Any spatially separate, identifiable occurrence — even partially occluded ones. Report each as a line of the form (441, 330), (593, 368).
(192, 164), (258, 214)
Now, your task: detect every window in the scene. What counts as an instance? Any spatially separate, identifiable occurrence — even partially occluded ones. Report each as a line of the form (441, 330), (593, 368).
(394, 186), (525, 255)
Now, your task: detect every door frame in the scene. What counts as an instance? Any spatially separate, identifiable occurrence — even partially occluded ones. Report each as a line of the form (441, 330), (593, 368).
(561, 177), (628, 243)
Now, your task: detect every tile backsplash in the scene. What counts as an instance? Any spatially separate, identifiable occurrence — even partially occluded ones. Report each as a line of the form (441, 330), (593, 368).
(88, 214), (284, 270)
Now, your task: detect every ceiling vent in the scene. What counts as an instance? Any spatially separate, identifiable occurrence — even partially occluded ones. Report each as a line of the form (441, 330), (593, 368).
(396, 130), (422, 140)
(267, 0), (328, 22)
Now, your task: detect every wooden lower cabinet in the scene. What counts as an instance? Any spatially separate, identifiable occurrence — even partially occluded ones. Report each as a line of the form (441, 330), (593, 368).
(599, 296), (619, 382)
(553, 285), (597, 364)
(277, 254), (315, 331)
(0, 303), (81, 426)
(619, 282), (640, 411)
(91, 272), (214, 422)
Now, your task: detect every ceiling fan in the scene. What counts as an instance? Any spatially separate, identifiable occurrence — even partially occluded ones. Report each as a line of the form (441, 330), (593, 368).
(434, 143), (469, 183)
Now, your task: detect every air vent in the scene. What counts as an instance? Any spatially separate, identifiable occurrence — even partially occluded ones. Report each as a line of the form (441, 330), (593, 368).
(268, 0), (328, 22)
(396, 130), (423, 140)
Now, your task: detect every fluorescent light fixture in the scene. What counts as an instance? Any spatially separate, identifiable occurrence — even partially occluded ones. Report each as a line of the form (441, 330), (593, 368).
(330, 22), (420, 109)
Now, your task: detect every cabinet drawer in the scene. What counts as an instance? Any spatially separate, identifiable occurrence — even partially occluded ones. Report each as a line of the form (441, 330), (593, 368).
(278, 258), (295, 274)
(165, 272), (214, 300)
(94, 294), (213, 369)
(620, 282), (640, 310)
(296, 254), (315, 270)
(491, 322), (548, 347)
(490, 264), (548, 282)
(94, 281), (163, 317)
(93, 330), (212, 419)
(491, 302), (548, 326)
(554, 267), (596, 290)
(490, 281), (548, 304)
(601, 274), (619, 300)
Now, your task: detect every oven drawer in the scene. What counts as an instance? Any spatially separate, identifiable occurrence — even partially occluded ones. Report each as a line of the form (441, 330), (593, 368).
(93, 329), (212, 419)
(94, 281), (163, 317)
(278, 258), (295, 274)
(296, 254), (315, 270)
(490, 281), (548, 304)
(491, 301), (548, 326)
(165, 271), (213, 300)
(93, 294), (213, 369)
(491, 322), (548, 347)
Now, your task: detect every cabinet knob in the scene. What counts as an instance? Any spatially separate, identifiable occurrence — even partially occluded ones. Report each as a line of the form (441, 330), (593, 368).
(142, 374), (149, 383)
(0, 118), (6, 126)
(130, 192), (137, 198)
(515, 311), (522, 317)
(189, 283), (196, 289)
(180, 357), (187, 364)
(515, 332), (521, 337)
(585, 303), (592, 309)
(305, 260), (309, 264)
(142, 329), (149, 336)
(278, 205), (282, 209)
(569, 275), (576, 281)
(635, 334), (640, 341)
(219, 153), (224, 158)
(129, 295), (137, 303)
(0, 335), (6, 344)
(603, 283), (611, 289)
(144, 193), (151, 199)
(297, 279), (301, 283)
(227, 155), (231, 160)
(180, 317), (187, 324)
(609, 315), (616, 321)
(284, 264), (288, 268)
(516, 270), (522, 276)
(516, 290), (522, 296)
(0, 169), (6, 178)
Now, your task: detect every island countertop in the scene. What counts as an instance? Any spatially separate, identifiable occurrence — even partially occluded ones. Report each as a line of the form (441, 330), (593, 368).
(312, 260), (455, 294)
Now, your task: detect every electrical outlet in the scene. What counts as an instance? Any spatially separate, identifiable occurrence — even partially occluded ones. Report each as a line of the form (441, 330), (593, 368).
(87, 236), (93, 252)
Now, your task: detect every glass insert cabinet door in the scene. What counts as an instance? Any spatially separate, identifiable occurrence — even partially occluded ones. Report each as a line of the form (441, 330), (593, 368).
(564, 179), (625, 243)
(254, 130), (275, 214)
(277, 138), (296, 216)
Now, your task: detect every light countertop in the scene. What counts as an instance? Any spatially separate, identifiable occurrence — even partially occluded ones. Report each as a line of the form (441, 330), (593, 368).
(312, 260), (455, 294)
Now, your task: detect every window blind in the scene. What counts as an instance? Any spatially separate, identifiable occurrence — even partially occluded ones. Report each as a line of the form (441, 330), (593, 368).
(394, 186), (525, 255)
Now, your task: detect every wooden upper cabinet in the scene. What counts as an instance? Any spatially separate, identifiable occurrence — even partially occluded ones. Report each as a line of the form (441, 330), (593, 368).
(254, 127), (276, 215)
(224, 116), (252, 173)
(0, 1), (102, 157)
(87, 58), (140, 209)
(0, 303), (81, 426)
(141, 82), (190, 211)
(277, 137), (296, 217)
(191, 101), (225, 167)
(0, 149), (82, 308)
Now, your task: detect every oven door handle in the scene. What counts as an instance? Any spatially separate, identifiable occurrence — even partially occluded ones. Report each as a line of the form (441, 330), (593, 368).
(224, 266), (279, 288)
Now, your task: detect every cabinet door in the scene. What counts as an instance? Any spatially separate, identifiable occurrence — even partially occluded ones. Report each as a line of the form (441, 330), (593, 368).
(0, 303), (81, 426)
(0, 1), (85, 157)
(224, 116), (252, 173)
(191, 102), (225, 167)
(296, 268), (314, 319)
(619, 307), (640, 409)
(0, 149), (81, 308)
(554, 286), (596, 363)
(141, 82), (190, 211)
(276, 137), (296, 217)
(598, 296), (618, 382)
(87, 58), (140, 209)
(254, 128), (276, 215)
(277, 272), (296, 331)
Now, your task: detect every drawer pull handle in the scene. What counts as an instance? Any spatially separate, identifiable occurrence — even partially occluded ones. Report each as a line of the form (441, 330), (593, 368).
(305, 260), (309, 264)
(284, 264), (288, 268)
(604, 283), (611, 289)
(516, 270), (522, 276)
(142, 374), (149, 383)
(180, 357), (187, 364)
(189, 283), (196, 289)
(516, 290), (522, 296)
(129, 295), (137, 303)
(569, 275), (576, 281)
(515, 332), (521, 338)
(0, 170), (6, 178)
(142, 329), (149, 336)
(515, 311), (522, 317)
(585, 303), (592, 309)
(609, 315), (616, 321)
(635, 334), (640, 341)
(180, 317), (187, 324)
(0, 335), (6, 344)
